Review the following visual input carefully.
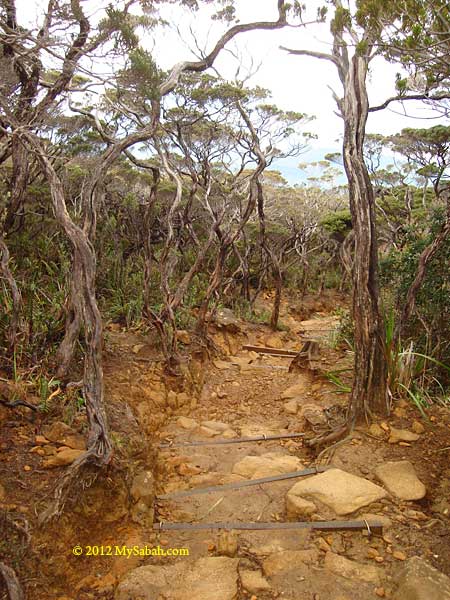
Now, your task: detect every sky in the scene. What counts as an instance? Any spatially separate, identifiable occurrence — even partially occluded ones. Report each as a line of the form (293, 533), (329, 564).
(149, 0), (445, 184)
(18, 0), (447, 185)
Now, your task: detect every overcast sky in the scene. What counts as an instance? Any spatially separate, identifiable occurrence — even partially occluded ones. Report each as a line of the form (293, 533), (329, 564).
(19, 0), (447, 184)
(150, 0), (445, 184)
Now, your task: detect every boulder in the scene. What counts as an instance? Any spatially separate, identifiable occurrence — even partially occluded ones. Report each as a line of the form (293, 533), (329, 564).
(374, 461), (426, 501)
(287, 468), (387, 515)
(232, 452), (303, 480)
(393, 556), (450, 600)
(217, 531), (238, 557)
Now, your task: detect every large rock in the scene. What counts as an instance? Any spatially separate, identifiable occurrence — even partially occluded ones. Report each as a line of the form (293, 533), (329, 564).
(284, 399), (299, 415)
(287, 468), (387, 515)
(388, 427), (420, 444)
(115, 557), (239, 600)
(42, 421), (86, 450)
(374, 461), (426, 500)
(324, 552), (381, 584)
(263, 549), (319, 576)
(393, 556), (450, 600)
(232, 452), (304, 480)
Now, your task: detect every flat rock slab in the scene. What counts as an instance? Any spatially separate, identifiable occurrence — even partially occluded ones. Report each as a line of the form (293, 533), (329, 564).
(324, 552), (381, 584)
(232, 452), (304, 479)
(374, 461), (426, 500)
(115, 557), (239, 600)
(287, 468), (387, 515)
(393, 556), (450, 600)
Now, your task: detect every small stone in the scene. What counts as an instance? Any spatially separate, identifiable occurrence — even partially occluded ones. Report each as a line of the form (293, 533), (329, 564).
(43, 448), (84, 468)
(178, 463), (202, 476)
(42, 421), (86, 450)
(369, 424), (384, 438)
(130, 471), (154, 505)
(201, 420), (230, 432)
(380, 422), (390, 431)
(367, 548), (380, 559)
(284, 399), (298, 415)
(199, 426), (219, 437)
(239, 570), (270, 597)
(281, 377), (309, 399)
(375, 587), (385, 597)
(23, 465), (32, 472)
(177, 416), (198, 430)
(394, 407), (407, 418)
(132, 344), (145, 354)
(411, 420), (425, 434)
(35, 435), (50, 445)
(317, 537), (331, 552)
(176, 330), (191, 344)
(374, 461), (426, 500)
(30, 446), (45, 456)
(393, 550), (407, 561)
(388, 427), (420, 444)
(222, 429), (238, 439)
(217, 531), (238, 557)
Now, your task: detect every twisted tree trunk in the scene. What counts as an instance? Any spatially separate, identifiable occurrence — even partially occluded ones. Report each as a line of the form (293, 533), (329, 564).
(24, 132), (112, 521)
(341, 54), (387, 423)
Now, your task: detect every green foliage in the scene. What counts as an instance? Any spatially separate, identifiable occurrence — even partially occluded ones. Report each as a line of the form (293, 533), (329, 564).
(320, 209), (352, 236)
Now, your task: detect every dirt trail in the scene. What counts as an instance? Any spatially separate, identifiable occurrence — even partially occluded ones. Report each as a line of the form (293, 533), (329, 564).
(114, 295), (450, 600)
(2, 293), (450, 600)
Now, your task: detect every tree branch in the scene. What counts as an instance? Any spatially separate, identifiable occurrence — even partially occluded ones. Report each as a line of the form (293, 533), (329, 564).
(279, 45), (340, 67)
(369, 92), (450, 112)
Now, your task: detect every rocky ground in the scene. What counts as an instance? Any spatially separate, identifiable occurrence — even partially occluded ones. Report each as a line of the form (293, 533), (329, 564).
(1, 292), (450, 599)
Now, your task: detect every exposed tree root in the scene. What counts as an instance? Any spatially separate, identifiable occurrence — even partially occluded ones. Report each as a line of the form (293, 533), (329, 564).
(0, 398), (38, 411)
(38, 440), (111, 524)
(0, 562), (24, 600)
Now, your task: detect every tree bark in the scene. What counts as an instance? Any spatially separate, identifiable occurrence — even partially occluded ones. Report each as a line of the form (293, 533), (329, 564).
(341, 54), (387, 423)
(23, 132), (112, 521)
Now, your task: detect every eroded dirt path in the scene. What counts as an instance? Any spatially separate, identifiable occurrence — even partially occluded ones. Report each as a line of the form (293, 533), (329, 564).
(114, 296), (450, 600)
